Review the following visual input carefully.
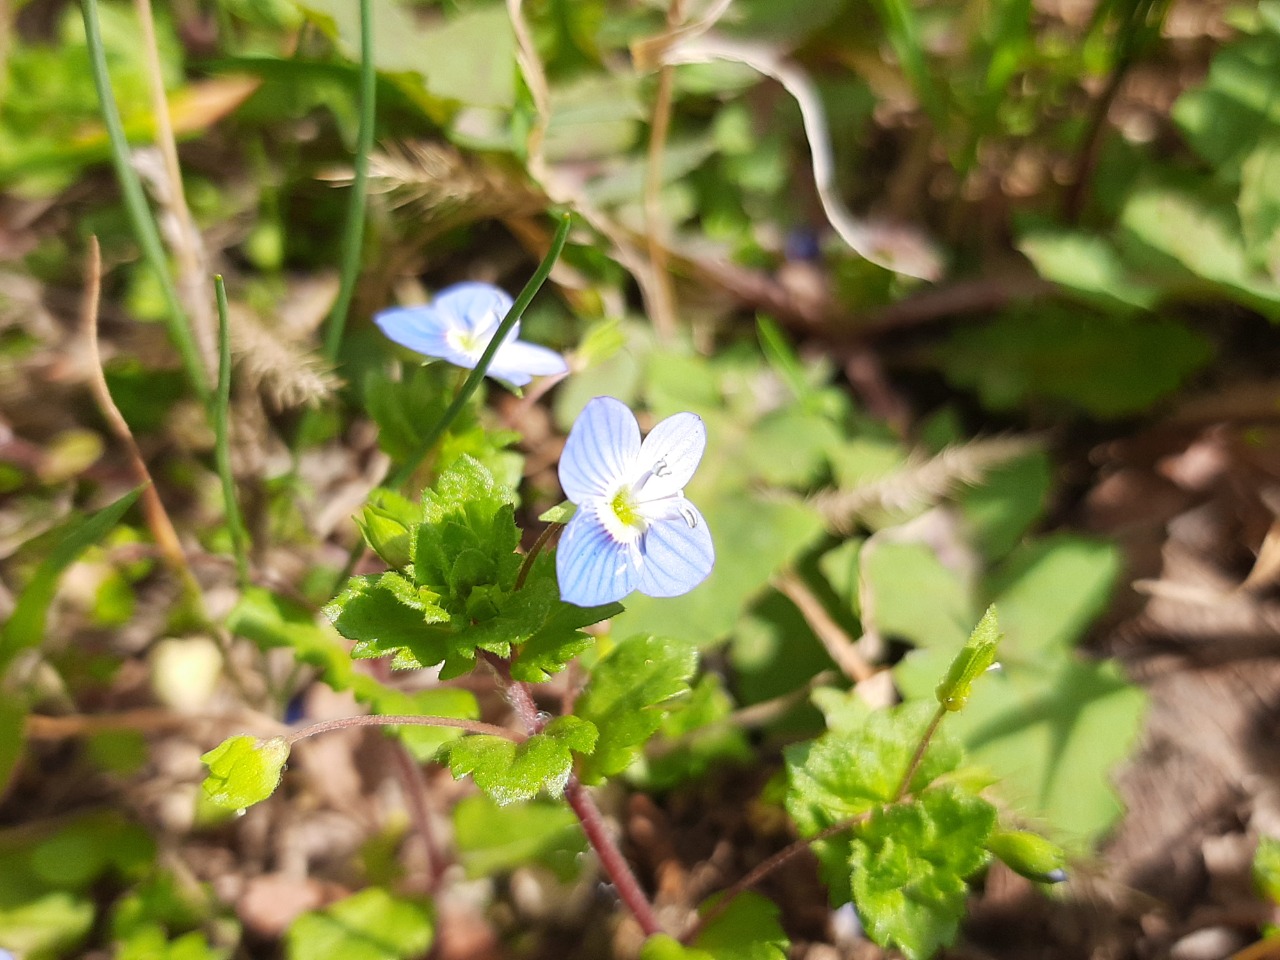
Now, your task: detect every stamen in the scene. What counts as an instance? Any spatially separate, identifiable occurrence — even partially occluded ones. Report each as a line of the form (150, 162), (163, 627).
(678, 503), (698, 528)
(653, 458), (671, 478)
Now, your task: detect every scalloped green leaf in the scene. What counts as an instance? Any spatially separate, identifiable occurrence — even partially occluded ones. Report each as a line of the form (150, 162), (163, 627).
(574, 634), (698, 784)
(785, 702), (963, 836)
(849, 787), (996, 960)
(445, 716), (597, 805)
(285, 888), (433, 960)
(641, 892), (788, 960)
(326, 572), (451, 670)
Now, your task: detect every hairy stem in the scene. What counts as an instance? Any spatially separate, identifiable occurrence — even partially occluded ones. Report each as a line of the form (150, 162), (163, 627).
(894, 703), (947, 802)
(514, 521), (563, 591)
(284, 713), (522, 747)
(483, 651), (664, 937)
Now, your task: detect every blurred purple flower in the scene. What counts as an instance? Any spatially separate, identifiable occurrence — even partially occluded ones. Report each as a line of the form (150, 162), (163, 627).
(375, 282), (567, 387)
(556, 396), (714, 607)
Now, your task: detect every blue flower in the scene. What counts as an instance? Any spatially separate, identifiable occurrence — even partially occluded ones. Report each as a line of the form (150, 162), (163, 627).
(375, 281), (568, 387)
(556, 396), (714, 607)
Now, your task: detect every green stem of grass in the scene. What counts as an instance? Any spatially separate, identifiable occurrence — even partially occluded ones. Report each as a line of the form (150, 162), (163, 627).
(332, 213), (572, 588)
(321, 0), (376, 364)
(214, 276), (250, 589)
(384, 212), (572, 492)
(80, 0), (212, 410)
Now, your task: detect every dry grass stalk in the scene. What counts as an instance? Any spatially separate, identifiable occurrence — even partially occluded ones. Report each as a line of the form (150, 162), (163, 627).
(328, 141), (543, 228)
(812, 435), (1039, 533)
(81, 236), (195, 589)
(228, 304), (340, 411)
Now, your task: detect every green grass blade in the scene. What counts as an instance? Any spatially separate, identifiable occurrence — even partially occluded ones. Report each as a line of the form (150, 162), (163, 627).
(385, 213), (573, 491)
(0, 487), (144, 668)
(214, 276), (250, 588)
(321, 0), (377, 365)
(79, 0), (212, 410)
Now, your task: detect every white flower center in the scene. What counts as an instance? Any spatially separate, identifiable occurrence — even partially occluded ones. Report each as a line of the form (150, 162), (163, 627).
(598, 483), (646, 544)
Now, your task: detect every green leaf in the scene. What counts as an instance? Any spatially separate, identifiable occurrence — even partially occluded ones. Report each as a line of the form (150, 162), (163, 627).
(849, 787), (996, 960)
(285, 887), (434, 960)
(352, 676), (480, 762)
(509, 554), (621, 682)
(538, 500), (577, 524)
(935, 605), (1001, 712)
(1254, 836), (1280, 904)
(574, 634), (699, 784)
(1173, 32), (1280, 179)
(0, 487), (142, 667)
(1018, 229), (1159, 311)
(862, 542), (976, 652)
(0, 892), (95, 960)
(634, 674), (753, 790)
(228, 587), (353, 689)
(452, 795), (585, 882)
(609, 495), (824, 645)
(641, 892), (788, 960)
(326, 573), (452, 670)
(1240, 135), (1280, 275)
(0, 700), (25, 798)
(936, 303), (1214, 418)
(445, 716), (597, 805)
(200, 735), (290, 810)
(785, 702), (963, 837)
(1120, 180), (1280, 314)
(955, 451), (1052, 560)
(896, 537), (1143, 847)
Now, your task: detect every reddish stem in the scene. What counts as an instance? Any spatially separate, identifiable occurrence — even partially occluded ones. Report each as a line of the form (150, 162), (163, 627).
(566, 776), (663, 936)
(482, 651), (664, 937)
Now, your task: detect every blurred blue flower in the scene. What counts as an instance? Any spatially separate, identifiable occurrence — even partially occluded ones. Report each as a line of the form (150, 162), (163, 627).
(556, 396), (714, 607)
(375, 282), (568, 387)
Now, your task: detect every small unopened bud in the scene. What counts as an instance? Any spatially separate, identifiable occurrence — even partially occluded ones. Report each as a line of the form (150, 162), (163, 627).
(987, 829), (1068, 884)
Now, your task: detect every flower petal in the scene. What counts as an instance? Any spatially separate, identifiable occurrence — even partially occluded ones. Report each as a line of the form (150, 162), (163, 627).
(486, 340), (568, 385)
(556, 510), (639, 606)
(634, 412), (706, 501)
(433, 282), (514, 333)
(559, 396), (641, 502)
(636, 498), (714, 598)
(375, 305), (479, 369)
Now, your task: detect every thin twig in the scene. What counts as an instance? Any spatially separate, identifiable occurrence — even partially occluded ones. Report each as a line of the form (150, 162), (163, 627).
(773, 572), (874, 683)
(26, 708), (286, 740)
(642, 0), (687, 343)
(284, 713), (523, 747)
(566, 776), (663, 936)
(81, 237), (197, 594)
(390, 742), (449, 893)
(681, 812), (872, 944)
(133, 0), (215, 369)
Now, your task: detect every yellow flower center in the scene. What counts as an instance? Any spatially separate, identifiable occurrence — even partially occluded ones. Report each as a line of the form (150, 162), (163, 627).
(610, 488), (641, 528)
